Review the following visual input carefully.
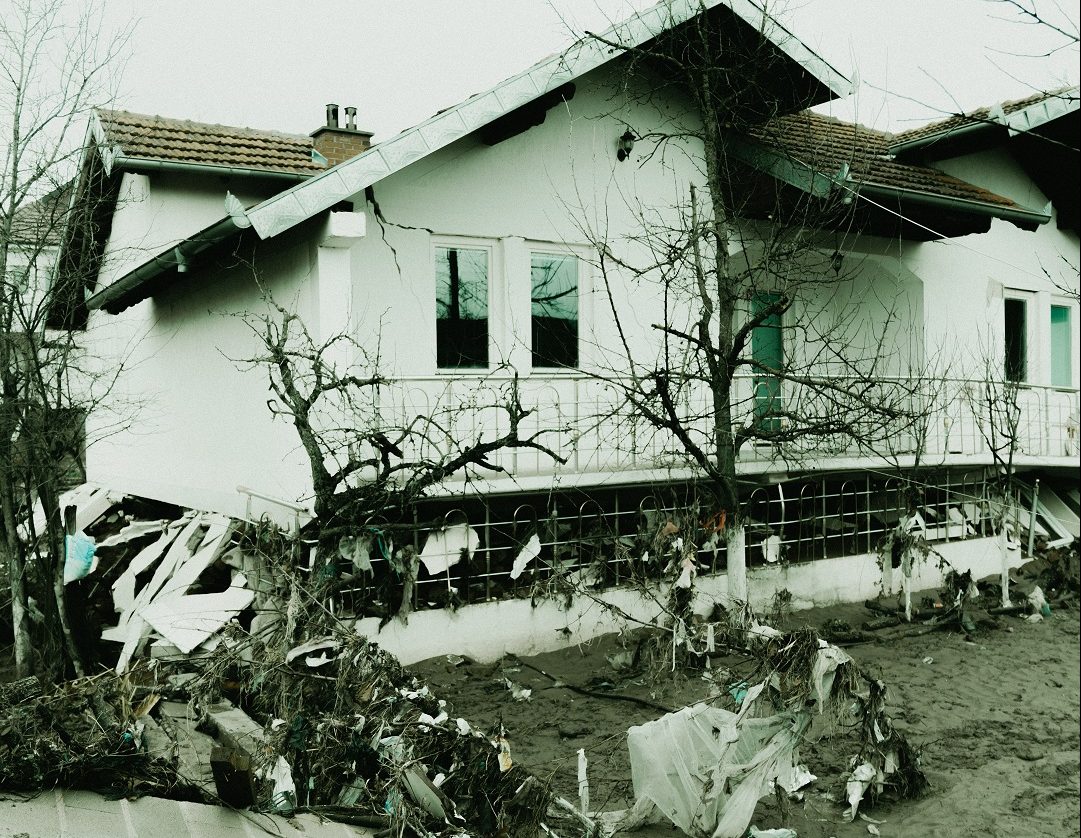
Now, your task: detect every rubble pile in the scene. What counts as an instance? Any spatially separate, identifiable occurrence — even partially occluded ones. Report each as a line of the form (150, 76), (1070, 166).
(192, 627), (548, 833)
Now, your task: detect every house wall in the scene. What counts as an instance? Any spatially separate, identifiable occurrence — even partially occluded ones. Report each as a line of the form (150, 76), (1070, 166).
(98, 170), (292, 288)
(85, 226), (319, 521)
(919, 149), (1080, 388)
(84, 61), (1080, 519)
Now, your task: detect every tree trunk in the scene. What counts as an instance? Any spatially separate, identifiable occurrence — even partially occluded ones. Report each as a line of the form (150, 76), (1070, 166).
(727, 524), (748, 605)
(1, 480), (33, 677)
(38, 479), (85, 677)
(999, 516), (1011, 608)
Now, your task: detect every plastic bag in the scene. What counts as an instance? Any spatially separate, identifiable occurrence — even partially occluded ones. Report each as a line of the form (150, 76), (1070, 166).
(63, 532), (98, 585)
(626, 696), (808, 838)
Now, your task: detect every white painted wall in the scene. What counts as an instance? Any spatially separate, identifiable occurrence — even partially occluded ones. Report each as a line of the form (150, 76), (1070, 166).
(99, 170), (292, 288)
(86, 227), (320, 521)
(355, 535), (1020, 665)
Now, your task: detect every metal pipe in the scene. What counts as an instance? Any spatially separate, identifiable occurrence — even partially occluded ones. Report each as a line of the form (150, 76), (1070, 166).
(1028, 478), (1040, 557)
(116, 155), (313, 183)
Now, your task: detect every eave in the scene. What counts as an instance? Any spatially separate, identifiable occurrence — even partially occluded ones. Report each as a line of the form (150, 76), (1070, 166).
(85, 215), (249, 313)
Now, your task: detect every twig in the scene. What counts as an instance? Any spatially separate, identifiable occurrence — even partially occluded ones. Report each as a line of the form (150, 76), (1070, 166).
(511, 659), (674, 714)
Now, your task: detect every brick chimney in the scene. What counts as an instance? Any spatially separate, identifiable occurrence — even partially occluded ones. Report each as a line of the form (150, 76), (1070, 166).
(311, 104), (373, 166)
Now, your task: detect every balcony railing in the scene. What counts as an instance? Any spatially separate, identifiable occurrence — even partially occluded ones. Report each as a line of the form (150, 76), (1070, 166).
(371, 374), (1080, 480)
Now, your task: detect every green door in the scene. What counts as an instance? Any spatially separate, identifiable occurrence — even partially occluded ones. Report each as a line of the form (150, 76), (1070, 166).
(752, 293), (783, 433)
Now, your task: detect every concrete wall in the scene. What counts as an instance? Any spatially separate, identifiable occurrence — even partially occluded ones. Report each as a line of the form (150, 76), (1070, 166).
(355, 535), (1020, 665)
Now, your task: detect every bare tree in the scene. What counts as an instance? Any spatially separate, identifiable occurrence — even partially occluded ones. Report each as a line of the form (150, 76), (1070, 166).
(577, 3), (930, 595)
(240, 287), (568, 548)
(1, 0), (128, 678)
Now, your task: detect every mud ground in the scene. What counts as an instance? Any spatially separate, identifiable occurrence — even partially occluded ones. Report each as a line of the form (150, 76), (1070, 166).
(412, 597), (1080, 838)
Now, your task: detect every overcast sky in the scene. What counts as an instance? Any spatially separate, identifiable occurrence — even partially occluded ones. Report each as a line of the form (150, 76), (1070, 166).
(92, 0), (1080, 139)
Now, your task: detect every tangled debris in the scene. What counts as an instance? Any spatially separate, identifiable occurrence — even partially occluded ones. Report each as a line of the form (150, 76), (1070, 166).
(0, 669), (193, 799)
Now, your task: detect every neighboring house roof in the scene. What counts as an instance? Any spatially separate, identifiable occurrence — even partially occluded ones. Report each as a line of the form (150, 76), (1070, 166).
(889, 86), (1080, 155)
(93, 109), (325, 177)
(9, 184), (72, 246)
(239, 0), (853, 240)
(747, 111), (1046, 226)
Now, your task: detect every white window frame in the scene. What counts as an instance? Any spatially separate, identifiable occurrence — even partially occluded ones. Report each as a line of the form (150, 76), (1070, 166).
(431, 236), (499, 374)
(523, 240), (592, 375)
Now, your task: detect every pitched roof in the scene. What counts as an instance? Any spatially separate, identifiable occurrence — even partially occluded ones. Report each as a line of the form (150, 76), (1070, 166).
(755, 111), (1027, 211)
(9, 183), (72, 245)
(94, 109), (326, 176)
(889, 86), (1080, 154)
(241, 0), (852, 240)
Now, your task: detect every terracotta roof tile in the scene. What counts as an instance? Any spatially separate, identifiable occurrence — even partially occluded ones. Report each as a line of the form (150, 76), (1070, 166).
(890, 86), (1079, 148)
(96, 109), (325, 175)
(752, 111), (1022, 209)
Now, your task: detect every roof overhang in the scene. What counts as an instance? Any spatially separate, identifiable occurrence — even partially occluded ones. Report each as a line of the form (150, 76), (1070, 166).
(86, 214), (249, 313)
(851, 181), (1051, 232)
(729, 136), (1052, 235)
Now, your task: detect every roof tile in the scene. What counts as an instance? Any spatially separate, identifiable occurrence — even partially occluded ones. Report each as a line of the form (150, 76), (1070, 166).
(890, 86), (1079, 147)
(96, 109), (326, 175)
(753, 111), (1023, 209)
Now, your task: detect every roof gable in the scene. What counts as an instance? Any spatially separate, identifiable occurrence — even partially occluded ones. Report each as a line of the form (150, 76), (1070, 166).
(241, 0), (852, 240)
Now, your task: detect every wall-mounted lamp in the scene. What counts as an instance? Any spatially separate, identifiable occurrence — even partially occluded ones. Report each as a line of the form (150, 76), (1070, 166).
(830, 250), (844, 274)
(616, 130), (636, 162)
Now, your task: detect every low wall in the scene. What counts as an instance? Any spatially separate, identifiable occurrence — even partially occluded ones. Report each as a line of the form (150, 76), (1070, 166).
(355, 535), (1022, 665)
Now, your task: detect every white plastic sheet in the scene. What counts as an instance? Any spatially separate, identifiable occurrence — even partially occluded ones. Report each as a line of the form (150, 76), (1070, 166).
(419, 523), (479, 575)
(510, 534), (541, 580)
(626, 695), (809, 838)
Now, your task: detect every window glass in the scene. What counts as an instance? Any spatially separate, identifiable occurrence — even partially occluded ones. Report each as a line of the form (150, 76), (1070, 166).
(435, 246), (488, 368)
(1004, 297), (1027, 382)
(751, 292), (783, 432)
(1050, 305), (1071, 387)
(531, 252), (578, 368)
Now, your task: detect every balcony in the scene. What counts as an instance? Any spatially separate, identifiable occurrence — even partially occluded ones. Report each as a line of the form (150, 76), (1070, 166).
(372, 374), (1080, 488)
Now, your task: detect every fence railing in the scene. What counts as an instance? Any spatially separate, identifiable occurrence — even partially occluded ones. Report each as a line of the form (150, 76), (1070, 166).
(371, 374), (1079, 479)
(330, 469), (1009, 614)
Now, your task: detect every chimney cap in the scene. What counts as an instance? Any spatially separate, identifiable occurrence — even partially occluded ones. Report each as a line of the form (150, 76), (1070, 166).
(325, 103), (339, 128)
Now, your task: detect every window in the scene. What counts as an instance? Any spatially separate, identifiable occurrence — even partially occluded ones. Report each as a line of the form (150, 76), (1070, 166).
(530, 252), (578, 368)
(1004, 297), (1027, 382)
(1050, 305), (1071, 387)
(435, 246), (488, 368)
(751, 292), (783, 432)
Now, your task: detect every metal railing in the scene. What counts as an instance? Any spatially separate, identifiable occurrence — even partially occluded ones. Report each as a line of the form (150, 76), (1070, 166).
(370, 374), (1079, 479)
(331, 469), (1006, 614)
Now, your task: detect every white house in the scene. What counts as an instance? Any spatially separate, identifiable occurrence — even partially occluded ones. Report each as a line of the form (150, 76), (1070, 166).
(64, 1), (1078, 647)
